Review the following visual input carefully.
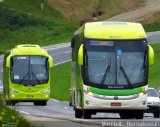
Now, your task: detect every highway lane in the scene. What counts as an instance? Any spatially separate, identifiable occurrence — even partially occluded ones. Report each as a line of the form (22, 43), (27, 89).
(0, 31), (160, 126)
(147, 31), (160, 44)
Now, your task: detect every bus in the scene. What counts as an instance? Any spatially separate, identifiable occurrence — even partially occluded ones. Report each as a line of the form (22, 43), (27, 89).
(70, 22), (154, 119)
(3, 44), (53, 106)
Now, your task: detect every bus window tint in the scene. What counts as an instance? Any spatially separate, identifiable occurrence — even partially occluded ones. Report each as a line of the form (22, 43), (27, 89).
(11, 56), (29, 81)
(84, 39), (147, 88)
(30, 56), (48, 80)
(11, 56), (49, 85)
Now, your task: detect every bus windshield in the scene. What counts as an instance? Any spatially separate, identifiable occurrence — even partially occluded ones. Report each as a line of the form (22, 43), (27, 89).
(84, 39), (147, 89)
(11, 56), (49, 85)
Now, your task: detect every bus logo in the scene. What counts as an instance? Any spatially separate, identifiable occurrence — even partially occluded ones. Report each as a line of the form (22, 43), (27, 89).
(114, 96), (118, 100)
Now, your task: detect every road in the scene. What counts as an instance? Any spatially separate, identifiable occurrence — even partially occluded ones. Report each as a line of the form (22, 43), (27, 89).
(0, 31), (160, 127)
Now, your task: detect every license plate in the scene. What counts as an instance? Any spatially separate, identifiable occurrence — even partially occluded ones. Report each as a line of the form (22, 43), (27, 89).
(27, 95), (33, 98)
(111, 102), (121, 106)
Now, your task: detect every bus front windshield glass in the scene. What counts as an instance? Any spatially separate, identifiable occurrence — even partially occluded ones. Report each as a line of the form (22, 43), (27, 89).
(84, 39), (147, 89)
(11, 56), (49, 85)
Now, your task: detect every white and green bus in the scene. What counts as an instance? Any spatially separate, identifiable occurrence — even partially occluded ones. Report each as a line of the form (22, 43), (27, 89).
(70, 22), (154, 119)
(3, 44), (53, 106)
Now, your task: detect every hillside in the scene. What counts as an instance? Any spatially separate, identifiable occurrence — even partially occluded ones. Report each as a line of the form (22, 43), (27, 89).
(0, 0), (76, 52)
(107, 0), (160, 23)
(47, 0), (145, 23)
(0, 0), (160, 53)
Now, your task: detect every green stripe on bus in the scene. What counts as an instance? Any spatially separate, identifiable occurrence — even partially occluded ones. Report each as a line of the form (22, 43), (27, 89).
(90, 87), (142, 96)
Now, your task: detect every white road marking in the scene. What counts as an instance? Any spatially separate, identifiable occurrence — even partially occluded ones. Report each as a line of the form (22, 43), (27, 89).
(50, 99), (68, 103)
(0, 80), (2, 85)
(65, 51), (71, 54)
(45, 45), (70, 51)
(54, 60), (71, 66)
(18, 110), (30, 115)
(64, 107), (69, 110)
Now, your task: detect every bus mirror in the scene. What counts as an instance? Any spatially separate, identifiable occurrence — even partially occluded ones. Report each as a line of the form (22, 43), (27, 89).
(148, 45), (154, 65)
(49, 56), (53, 68)
(6, 57), (10, 68)
(78, 44), (84, 65)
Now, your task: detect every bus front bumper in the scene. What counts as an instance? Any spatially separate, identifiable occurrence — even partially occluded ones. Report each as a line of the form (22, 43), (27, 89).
(83, 92), (147, 110)
(9, 93), (50, 101)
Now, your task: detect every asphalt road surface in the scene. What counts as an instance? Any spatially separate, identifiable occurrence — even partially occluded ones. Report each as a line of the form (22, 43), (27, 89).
(0, 31), (160, 127)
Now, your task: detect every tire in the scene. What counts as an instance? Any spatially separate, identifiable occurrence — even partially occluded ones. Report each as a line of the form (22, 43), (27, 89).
(119, 111), (135, 119)
(5, 100), (10, 105)
(119, 112), (129, 119)
(5, 101), (16, 106)
(34, 101), (47, 106)
(154, 112), (160, 118)
(10, 101), (16, 106)
(83, 110), (91, 119)
(75, 108), (82, 118)
(135, 111), (144, 119)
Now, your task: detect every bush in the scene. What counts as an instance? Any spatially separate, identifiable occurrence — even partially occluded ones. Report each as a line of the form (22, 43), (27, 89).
(0, 7), (45, 30)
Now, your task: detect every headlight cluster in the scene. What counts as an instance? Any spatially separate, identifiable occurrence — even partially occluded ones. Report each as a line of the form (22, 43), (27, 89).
(10, 89), (18, 93)
(138, 92), (145, 97)
(41, 89), (50, 94)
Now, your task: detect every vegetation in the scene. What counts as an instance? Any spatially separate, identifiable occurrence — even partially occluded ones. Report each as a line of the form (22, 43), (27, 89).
(50, 62), (71, 101)
(47, 0), (145, 22)
(0, 1), (76, 53)
(0, 98), (36, 127)
(143, 19), (160, 32)
(149, 43), (160, 88)
(1, 0), (160, 53)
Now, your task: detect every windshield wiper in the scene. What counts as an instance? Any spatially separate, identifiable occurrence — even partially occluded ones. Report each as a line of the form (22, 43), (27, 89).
(31, 71), (41, 84)
(101, 57), (111, 85)
(119, 58), (132, 88)
(18, 72), (29, 84)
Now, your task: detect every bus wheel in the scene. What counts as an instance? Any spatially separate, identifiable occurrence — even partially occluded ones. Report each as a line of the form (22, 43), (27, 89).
(135, 111), (144, 119)
(119, 112), (135, 119)
(119, 112), (128, 119)
(83, 110), (91, 119)
(75, 108), (82, 118)
(5, 100), (10, 105)
(5, 100), (15, 106)
(154, 112), (160, 118)
(34, 101), (47, 106)
(40, 101), (47, 106)
(10, 101), (16, 106)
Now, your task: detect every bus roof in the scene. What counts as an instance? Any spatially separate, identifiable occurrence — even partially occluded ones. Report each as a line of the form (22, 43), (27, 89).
(10, 44), (48, 56)
(84, 22), (146, 40)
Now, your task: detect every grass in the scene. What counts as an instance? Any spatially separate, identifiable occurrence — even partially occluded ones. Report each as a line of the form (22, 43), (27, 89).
(0, 0), (160, 53)
(1, 0), (61, 19)
(0, 2), (76, 53)
(0, 98), (37, 127)
(143, 19), (160, 32)
(50, 62), (71, 101)
(149, 43), (160, 88)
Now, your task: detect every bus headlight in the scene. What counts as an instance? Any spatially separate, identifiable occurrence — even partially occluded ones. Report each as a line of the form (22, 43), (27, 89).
(88, 92), (93, 96)
(138, 92), (145, 97)
(10, 89), (18, 93)
(41, 89), (50, 94)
